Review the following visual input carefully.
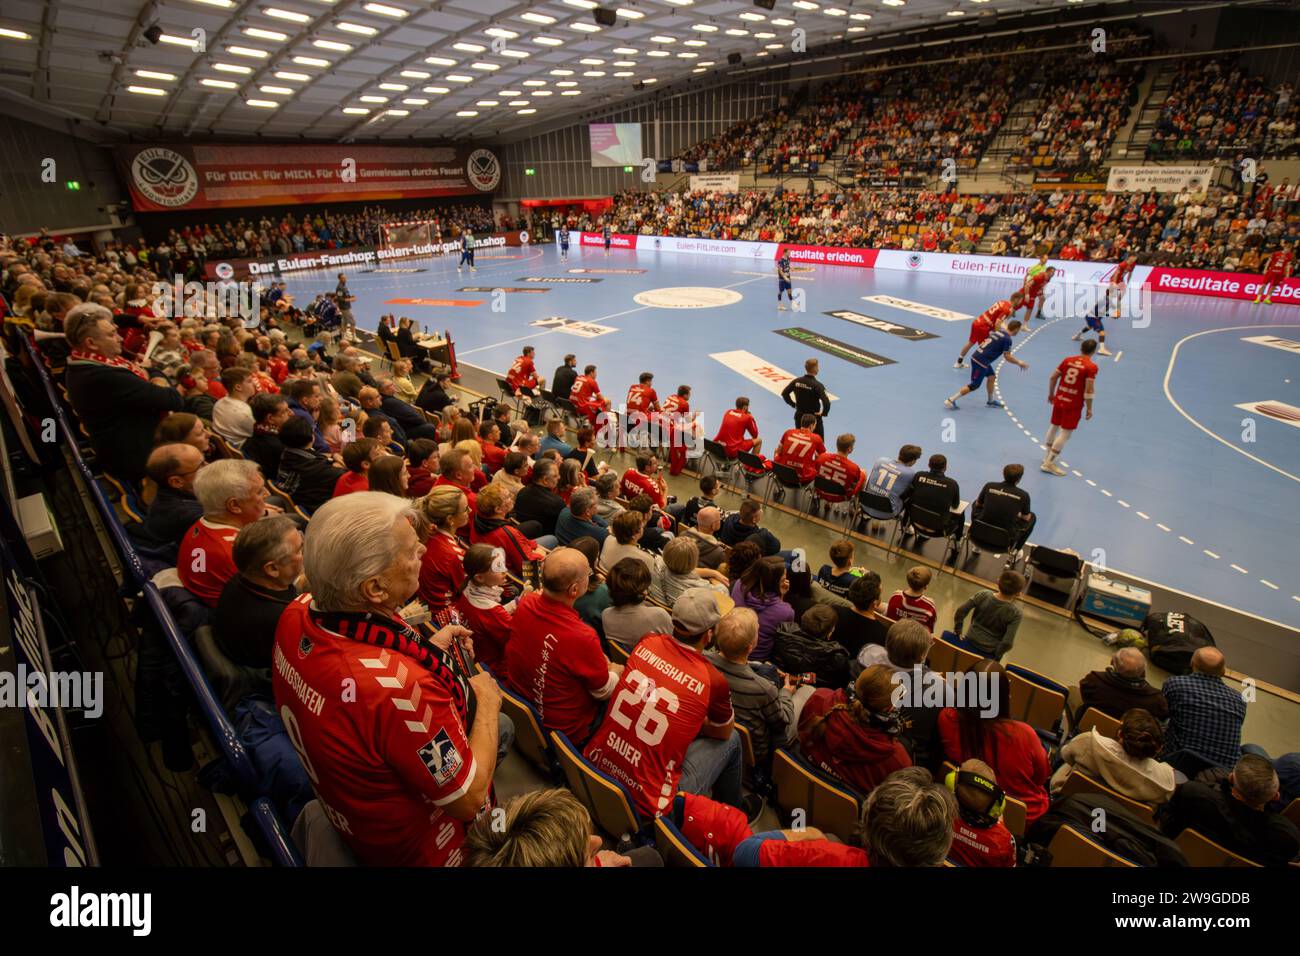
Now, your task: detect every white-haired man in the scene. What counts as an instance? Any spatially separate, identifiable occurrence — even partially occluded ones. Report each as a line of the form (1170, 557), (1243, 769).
(273, 492), (506, 867)
(178, 459), (273, 607)
(64, 302), (183, 483)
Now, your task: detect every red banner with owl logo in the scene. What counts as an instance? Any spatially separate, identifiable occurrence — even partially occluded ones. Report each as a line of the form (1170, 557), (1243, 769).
(116, 144), (500, 212)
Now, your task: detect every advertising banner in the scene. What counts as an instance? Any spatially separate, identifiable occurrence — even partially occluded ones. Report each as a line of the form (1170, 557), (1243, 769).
(637, 235), (776, 260)
(1144, 267), (1300, 304)
(689, 174), (741, 193)
(202, 231), (527, 280)
(774, 243), (878, 269)
(579, 231), (638, 249)
(1105, 165), (1216, 193)
(118, 143), (501, 212)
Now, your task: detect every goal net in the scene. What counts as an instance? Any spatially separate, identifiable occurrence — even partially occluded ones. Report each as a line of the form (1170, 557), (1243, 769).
(379, 219), (435, 252)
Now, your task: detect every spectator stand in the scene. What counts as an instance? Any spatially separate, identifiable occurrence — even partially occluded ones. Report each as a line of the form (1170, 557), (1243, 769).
(19, 335), (302, 867)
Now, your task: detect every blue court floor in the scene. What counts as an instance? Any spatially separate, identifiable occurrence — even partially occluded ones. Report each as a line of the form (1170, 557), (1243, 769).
(283, 243), (1300, 629)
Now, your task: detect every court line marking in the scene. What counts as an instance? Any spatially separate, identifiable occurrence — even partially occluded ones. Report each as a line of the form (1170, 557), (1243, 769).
(993, 314), (1293, 608)
(1162, 324), (1300, 485)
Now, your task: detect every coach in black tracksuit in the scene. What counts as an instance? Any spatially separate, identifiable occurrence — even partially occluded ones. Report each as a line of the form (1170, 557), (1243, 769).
(781, 358), (831, 438)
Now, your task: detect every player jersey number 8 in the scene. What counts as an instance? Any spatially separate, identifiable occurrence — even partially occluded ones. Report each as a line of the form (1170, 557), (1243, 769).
(610, 671), (680, 747)
(1062, 366), (1081, 386)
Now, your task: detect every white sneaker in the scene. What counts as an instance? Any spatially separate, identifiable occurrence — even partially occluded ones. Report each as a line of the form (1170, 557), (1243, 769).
(1098, 345), (1112, 356)
(778, 303), (787, 311)
(471, 266), (477, 272)
(1041, 461), (1067, 476)
(953, 360), (965, 369)
(1071, 330), (1083, 341)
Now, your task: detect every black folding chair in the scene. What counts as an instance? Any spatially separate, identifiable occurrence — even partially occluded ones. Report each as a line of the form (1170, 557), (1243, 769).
(812, 476), (854, 534)
(905, 500), (964, 568)
(857, 489), (904, 554)
(701, 438), (738, 483)
(771, 462), (813, 513)
(736, 451), (772, 500)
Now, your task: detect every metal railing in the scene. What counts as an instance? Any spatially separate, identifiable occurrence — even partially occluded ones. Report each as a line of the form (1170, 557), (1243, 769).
(19, 335), (303, 868)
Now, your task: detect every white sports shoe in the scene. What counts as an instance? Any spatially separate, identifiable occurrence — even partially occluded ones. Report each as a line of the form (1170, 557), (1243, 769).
(1041, 461), (1067, 476)
(778, 303), (787, 311)
(953, 360), (965, 369)
(1071, 330), (1083, 341)
(1098, 345), (1112, 356)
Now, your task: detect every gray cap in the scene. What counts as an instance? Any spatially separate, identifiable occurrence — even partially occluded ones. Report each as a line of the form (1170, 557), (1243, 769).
(672, 588), (721, 636)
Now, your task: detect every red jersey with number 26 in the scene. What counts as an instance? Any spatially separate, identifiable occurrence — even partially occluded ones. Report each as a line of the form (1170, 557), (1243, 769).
(584, 633), (733, 820)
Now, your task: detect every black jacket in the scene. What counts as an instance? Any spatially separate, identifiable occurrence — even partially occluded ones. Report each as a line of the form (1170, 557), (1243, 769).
(781, 373), (830, 419)
(66, 359), (183, 483)
(276, 446), (344, 515)
(242, 431), (286, 480)
(381, 395), (433, 437)
(136, 486), (203, 556)
(513, 482), (565, 537)
(1157, 778), (1300, 866)
(415, 379), (456, 415)
(552, 364), (578, 400)
(772, 622), (850, 690)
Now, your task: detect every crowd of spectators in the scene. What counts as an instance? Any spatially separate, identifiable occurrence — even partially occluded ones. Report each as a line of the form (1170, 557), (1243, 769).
(1148, 59), (1298, 160)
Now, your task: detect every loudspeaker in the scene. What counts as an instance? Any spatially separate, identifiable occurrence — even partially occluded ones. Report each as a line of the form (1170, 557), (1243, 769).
(593, 8), (617, 27)
(143, 23), (163, 45)
(727, 52), (742, 65)
(753, 0), (777, 10)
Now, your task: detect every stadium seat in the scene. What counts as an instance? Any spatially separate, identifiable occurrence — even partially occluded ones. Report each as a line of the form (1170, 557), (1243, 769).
(734, 723), (756, 769)
(1047, 824), (1139, 867)
(267, 479), (311, 521)
(550, 731), (646, 842)
(497, 683), (559, 781)
(654, 813), (714, 868)
(770, 748), (862, 843)
(1174, 829), (1262, 868)
(1056, 768), (1157, 826)
(1074, 707), (1123, 741)
(209, 432), (243, 460)
(606, 640), (630, 666)
(927, 633), (989, 675)
(1005, 663), (1068, 745)
(192, 624), (269, 712)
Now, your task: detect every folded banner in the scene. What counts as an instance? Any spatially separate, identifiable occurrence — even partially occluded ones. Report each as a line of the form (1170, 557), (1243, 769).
(118, 143), (500, 212)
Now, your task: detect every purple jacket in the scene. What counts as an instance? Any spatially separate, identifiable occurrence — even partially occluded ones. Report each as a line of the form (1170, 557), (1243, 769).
(731, 580), (796, 661)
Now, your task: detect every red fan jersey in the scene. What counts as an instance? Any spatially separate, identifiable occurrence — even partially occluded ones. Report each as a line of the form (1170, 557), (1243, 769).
(1264, 250), (1294, 276)
(418, 530), (466, 612)
(584, 632), (734, 820)
(506, 354), (537, 391)
(177, 518), (239, 607)
(885, 590), (938, 633)
(814, 451), (865, 500)
(714, 409), (760, 455)
(271, 596), (481, 867)
(619, 467), (667, 508)
(625, 383), (659, 416)
(747, 837), (871, 868)
(506, 591), (617, 742)
(774, 428), (825, 481)
(948, 817), (1017, 868)
(452, 593), (513, 676)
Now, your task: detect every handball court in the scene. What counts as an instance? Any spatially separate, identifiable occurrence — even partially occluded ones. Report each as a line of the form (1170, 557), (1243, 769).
(281, 242), (1300, 635)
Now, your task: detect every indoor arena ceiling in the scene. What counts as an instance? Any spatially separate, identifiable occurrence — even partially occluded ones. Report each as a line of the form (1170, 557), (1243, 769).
(0, 0), (1105, 142)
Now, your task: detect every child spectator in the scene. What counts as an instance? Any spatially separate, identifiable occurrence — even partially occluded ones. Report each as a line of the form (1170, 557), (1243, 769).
(952, 570), (1025, 660)
(772, 604), (851, 690)
(452, 544), (520, 675)
(332, 437), (381, 498)
(946, 759), (1017, 868)
(816, 539), (864, 598)
(886, 566), (938, 633)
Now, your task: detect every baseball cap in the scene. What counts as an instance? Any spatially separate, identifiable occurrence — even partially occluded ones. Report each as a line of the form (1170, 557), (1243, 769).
(672, 589), (721, 636)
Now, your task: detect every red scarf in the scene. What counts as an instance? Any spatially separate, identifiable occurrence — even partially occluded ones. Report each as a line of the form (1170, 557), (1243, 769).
(69, 348), (148, 381)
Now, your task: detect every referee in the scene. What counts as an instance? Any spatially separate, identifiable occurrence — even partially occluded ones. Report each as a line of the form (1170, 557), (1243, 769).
(781, 358), (830, 438)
